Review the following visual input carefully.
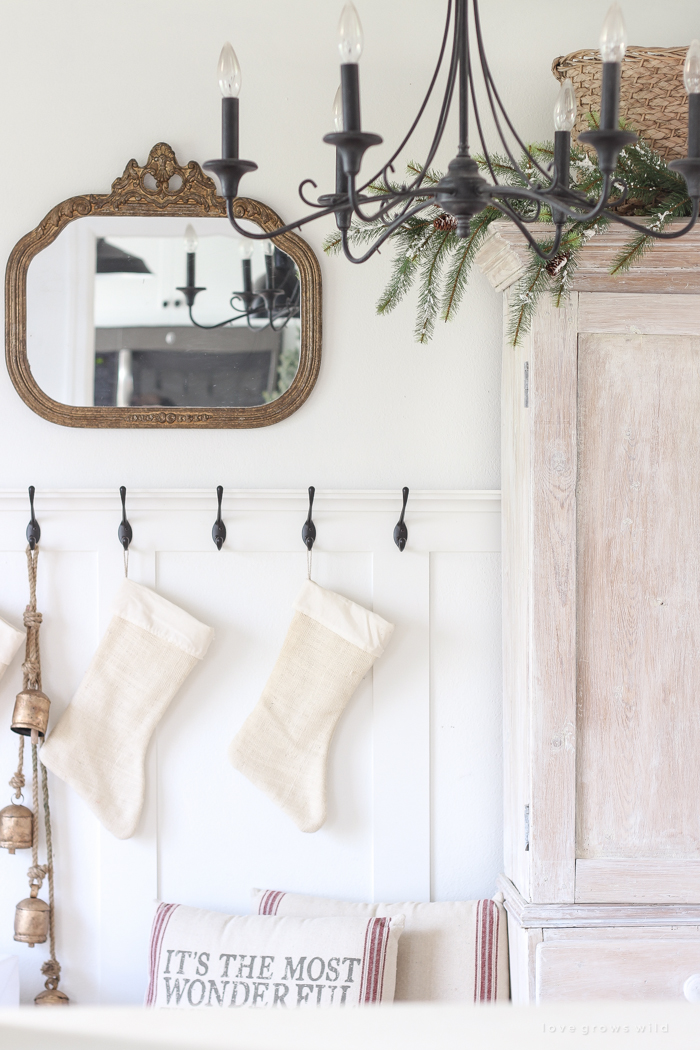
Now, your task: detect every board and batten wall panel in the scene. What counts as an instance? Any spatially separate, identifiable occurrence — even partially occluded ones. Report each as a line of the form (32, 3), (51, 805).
(0, 489), (501, 1004)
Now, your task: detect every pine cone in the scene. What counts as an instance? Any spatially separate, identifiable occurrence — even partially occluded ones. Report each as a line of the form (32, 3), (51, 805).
(433, 213), (457, 232)
(545, 253), (568, 277)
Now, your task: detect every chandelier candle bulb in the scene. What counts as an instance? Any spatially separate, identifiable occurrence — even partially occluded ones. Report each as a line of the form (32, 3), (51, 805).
(553, 78), (576, 133)
(332, 86), (343, 132)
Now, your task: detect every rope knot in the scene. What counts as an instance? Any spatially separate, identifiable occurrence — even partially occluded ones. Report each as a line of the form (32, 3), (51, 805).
(23, 609), (42, 630)
(21, 658), (40, 685)
(27, 864), (48, 887)
(41, 959), (61, 990)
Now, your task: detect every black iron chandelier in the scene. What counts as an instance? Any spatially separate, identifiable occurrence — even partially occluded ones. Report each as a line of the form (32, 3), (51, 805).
(176, 224), (300, 331)
(203, 1), (700, 264)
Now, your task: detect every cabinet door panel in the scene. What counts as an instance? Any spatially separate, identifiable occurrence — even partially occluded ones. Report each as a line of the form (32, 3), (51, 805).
(576, 334), (700, 863)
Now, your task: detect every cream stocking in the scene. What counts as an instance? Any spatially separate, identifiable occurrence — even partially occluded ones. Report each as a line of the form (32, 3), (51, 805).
(40, 580), (213, 839)
(229, 580), (393, 833)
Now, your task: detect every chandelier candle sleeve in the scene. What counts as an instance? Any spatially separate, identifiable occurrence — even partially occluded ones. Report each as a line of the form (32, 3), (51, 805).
(338, 4), (363, 133)
(553, 80), (575, 194)
(219, 44), (242, 159)
(184, 225), (197, 288)
(240, 240), (254, 294)
(685, 41), (700, 158)
(599, 4), (626, 130)
(264, 240), (275, 287)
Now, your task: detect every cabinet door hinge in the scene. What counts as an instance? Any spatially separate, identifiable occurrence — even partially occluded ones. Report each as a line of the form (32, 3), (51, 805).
(524, 804), (530, 851)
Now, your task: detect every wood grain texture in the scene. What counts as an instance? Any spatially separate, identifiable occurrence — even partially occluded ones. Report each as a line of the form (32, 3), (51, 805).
(501, 292), (531, 899)
(529, 295), (578, 902)
(499, 873), (700, 928)
(506, 913), (542, 1005)
(537, 939), (700, 1002)
(476, 222), (700, 294)
(579, 293), (700, 334)
(577, 333), (700, 862)
(576, 860), (700, 903)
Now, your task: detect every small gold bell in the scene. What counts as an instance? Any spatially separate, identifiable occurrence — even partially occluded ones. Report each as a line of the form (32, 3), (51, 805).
(0, 803), (33, 853)
(11, 689), (51, 738)
(14, 886), (49, 947)
(35, 987), (70, 1006)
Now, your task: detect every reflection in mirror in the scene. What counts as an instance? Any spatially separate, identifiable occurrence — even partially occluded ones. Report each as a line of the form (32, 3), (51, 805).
(27, 216), (301, 409)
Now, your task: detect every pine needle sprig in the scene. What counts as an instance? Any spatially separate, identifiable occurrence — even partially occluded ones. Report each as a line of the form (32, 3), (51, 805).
(506, 253), (551, 347)
(439, 206), (501, 322)
(414, 227), (455, 343)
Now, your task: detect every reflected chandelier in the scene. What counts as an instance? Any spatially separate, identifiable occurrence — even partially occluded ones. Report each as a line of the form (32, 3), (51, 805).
(202, 1), (700, 264)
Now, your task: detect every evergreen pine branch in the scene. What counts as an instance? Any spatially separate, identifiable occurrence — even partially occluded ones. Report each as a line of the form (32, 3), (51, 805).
(376, 223), (439, 315)
(439, 208), (501, 323)
(414, 230), (454, 343)
(506, 255), (551, 347)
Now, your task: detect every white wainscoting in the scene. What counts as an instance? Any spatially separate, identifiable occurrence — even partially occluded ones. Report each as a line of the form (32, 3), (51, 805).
(0, 489), (501, 1004)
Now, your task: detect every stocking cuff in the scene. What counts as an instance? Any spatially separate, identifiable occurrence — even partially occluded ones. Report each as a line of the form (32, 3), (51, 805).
(113, 580), (214, 659)
(293, 580), (394, 657)
(0, 614), (24, 679)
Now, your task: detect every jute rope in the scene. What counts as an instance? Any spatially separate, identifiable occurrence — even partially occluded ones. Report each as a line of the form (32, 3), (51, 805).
(16, 546), (62, 991)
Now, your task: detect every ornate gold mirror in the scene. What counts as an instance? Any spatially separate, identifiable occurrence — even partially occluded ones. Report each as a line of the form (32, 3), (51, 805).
(6, 143), (322, 428)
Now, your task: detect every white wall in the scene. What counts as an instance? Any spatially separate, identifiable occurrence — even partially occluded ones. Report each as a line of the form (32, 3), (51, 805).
(0, 0), (696, 1006)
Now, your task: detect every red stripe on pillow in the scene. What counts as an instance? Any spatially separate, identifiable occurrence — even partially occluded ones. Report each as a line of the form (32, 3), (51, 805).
(473, 899), (499, 1002)
(258, 890), (286, 915)
(146, 902), (179, 1006)
(359, 917), (390, 1003)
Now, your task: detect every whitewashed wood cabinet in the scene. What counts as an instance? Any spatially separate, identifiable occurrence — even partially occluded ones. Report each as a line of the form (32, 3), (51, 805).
(477, 225), (700, 1003)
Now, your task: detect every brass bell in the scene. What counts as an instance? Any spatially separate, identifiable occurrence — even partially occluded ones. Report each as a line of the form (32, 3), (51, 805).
(35, 987), (70, 1006)
(11, 689), (50, 738)
(0, 803), (33, 853)
(14, 886), (49, 947)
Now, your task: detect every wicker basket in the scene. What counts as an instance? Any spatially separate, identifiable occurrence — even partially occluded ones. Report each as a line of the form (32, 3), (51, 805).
(552, 46), (689, 159)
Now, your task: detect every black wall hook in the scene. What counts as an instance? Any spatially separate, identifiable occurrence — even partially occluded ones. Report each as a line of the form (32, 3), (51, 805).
(301, 486), (316, 551)
(212, 486), (226, 550)
(393, 487), (409, 552)
(26, 486), (40, 550)
(118, 486), (133, 551)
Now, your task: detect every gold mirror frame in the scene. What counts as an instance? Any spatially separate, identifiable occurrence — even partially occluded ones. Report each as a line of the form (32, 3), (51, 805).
(5, 143), (322, 428)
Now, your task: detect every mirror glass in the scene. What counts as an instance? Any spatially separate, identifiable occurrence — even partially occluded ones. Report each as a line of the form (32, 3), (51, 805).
(26, 216), (301, 409)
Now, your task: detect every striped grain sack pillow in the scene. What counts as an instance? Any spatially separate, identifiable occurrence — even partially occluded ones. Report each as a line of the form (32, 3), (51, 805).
(253, 889), (509, 1003)
(146, 902), (404, 1009)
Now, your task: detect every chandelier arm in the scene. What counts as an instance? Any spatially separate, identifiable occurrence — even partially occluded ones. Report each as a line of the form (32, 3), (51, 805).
(488, 202), (565, 261)
(347, 179), (438, 225)
(225, 198), (343, 240)
(471, 0), (551, 183)
(340, 199), (438, 264)
(491, 174), (615, 224)
(393, 0), (463, 199)
(298, 179), (330, 209)
(359, 0), (454, 193)
(466, 37), (498, 184)
(602, 200), (699, 238)
(187, 306), (258, 330)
